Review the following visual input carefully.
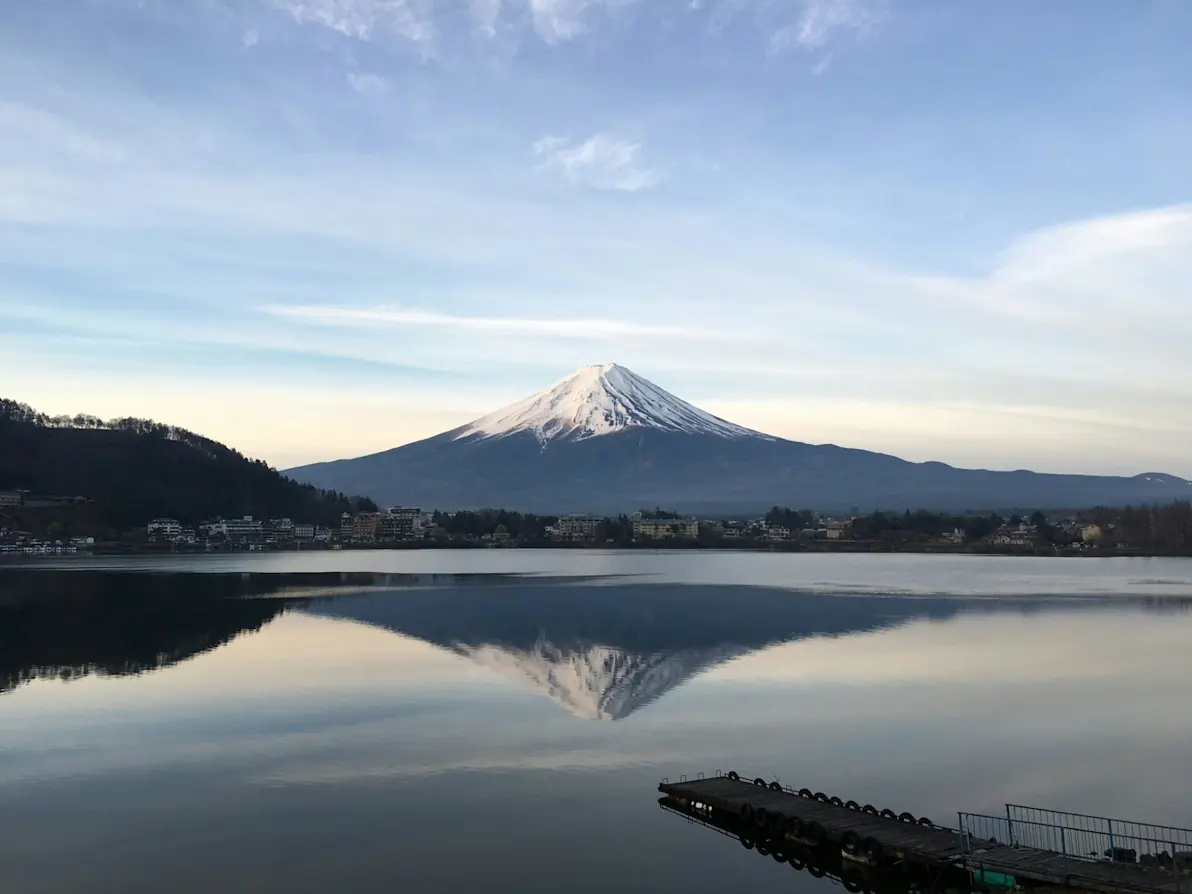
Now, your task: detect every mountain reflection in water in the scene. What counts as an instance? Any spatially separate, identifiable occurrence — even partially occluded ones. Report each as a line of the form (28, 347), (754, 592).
(2, 563), (1191, 894)
(2, 568), (1134, 720)
(303, 584), (1000, 720)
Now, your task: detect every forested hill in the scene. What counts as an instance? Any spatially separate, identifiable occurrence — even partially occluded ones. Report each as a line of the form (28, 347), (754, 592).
(0, 398), (364, 530)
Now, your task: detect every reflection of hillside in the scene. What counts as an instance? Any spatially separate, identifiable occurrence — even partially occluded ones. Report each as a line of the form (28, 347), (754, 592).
(304, 585), (984, 720)
(0, 570), (595, 695)
(0, 571), (379, 694)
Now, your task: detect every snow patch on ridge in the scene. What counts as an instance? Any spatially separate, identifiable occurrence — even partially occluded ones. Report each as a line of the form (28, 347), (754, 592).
(452, 363), (769, 444)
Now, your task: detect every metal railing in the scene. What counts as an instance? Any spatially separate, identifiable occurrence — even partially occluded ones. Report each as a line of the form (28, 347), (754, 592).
(960, 808), (1191, 894)
(1006, 805), (1192, 865)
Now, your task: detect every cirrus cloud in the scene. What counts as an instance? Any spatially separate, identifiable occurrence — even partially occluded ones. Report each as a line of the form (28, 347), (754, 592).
(534, 133), (660, 191)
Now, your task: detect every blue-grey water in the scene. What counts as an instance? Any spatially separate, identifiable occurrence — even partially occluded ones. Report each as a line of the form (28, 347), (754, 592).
(2, 552), (1191, 894)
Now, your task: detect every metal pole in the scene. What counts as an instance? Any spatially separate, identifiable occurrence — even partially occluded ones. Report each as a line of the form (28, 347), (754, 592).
(1061, 827), (1068, 887)
(1108, 818), (1115, 858)
(1007, 804), (1015, 847)
(1174, 841), (1181, 894)
(959, 813), (968, 860)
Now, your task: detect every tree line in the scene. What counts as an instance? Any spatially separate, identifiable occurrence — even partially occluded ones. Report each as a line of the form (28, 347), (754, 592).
(0, 397), (371, 533)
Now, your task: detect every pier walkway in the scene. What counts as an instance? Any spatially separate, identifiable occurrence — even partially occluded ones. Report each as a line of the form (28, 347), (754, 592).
(659, 774), (1189, 894)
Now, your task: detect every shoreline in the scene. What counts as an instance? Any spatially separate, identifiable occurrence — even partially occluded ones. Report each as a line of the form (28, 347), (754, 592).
(5, 542), (1192, 559)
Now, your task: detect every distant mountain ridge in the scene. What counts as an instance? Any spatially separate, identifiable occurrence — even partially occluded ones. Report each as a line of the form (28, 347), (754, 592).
(286, 365), (1192, 513)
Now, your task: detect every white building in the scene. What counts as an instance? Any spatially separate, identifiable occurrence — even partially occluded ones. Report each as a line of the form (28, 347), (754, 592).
(557, 514), (599, 540)
(147, 518), (181, 537)
(204, 516), (263, 539)
(0, 491), (23, 508)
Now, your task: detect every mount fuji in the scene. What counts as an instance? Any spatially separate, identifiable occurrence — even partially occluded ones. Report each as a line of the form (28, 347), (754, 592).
(286, 363), (1191, 513)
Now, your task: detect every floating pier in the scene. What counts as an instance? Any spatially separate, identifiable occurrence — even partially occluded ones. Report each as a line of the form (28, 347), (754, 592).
(659, 773), (1190, 894)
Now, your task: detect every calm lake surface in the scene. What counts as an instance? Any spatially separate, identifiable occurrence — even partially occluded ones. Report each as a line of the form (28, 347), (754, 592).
(3, 552), (1191, 894)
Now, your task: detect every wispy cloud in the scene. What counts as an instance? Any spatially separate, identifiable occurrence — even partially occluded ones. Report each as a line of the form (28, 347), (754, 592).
(274, 0), (435, 45)
(264, 0), (882, 57)
(768, 0), (886, 64)
(470, 0), (504, 36)
(262, 304), (711, 339)
(534, 133), (660, 191)
(525, 0), (603, 42)
(346, 70), (390, 93)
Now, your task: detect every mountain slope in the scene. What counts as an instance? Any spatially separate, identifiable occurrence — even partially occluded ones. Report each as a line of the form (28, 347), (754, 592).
(0, 398), (363, 529)
(286, 365), (1192, 513)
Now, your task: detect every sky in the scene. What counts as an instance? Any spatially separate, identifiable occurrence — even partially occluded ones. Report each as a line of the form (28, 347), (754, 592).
(2, 0), (1190, 475)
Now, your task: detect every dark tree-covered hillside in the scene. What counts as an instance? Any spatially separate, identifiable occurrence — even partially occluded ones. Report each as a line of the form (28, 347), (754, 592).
(0, 398), (361, 529)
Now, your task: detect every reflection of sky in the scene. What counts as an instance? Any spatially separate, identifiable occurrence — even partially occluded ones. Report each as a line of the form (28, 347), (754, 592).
(19, 551), (1192, 598)
(2, 586), (1191, 893)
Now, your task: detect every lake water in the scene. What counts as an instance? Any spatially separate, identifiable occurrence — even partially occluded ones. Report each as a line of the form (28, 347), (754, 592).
(2, 552), (1191, 894)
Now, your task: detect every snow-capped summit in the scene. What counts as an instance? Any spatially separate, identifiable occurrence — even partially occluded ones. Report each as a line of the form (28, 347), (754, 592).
(451, 362), (768, 445)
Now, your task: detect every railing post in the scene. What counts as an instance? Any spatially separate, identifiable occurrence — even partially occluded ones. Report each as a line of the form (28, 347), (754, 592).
(1061, 827), (1068, 886)
(1006, 804), (1016, 847)
(1174, 841), (1181, 894)
(1107, 818), (1114, 858)
(958, 810), (967, 877)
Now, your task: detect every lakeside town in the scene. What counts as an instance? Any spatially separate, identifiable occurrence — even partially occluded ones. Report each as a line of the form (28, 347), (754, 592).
(4, 486), (1188, 556)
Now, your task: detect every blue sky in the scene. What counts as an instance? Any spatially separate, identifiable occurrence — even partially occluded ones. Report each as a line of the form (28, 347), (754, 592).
(2, 0), (1190, 474)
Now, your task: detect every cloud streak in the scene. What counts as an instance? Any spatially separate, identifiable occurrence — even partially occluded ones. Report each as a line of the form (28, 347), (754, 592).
(274, 0), (435, 44)
(262, 304), (718, 339)
(534, 133), (660, 191)
(767, 0), (886, 63)
(346, 70), (390, 93)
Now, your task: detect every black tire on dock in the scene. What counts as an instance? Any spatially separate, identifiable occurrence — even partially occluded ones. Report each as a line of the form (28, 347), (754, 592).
(799, 788), (813, 799)
(805, 821), (826, 847)
(841, 830), (861, 854)
(862, 804), (878, 815)
(757, 844), (771, 857)
(788, 855), (806, 872)
(880, 809), (897, 820)
(863, 837), (883, 862)
(769, 781), (783, 791)
(771, 850), (787, 864)
(740, 804), (754, 823)
(814, 792), (829, 803)
(899, 812), (916, 824)
(808, 866), (826, 879)
(787, 817), (804, 838)
(753, 777), (767, 787)
(918, 816), (934, 828)
(845, 800), (860, 811)
(741, 837), (755, 851)
(753, 807), (770, 828)
(727, 770), (740, 781)
(842, 876), (864, 894)
(829, 796), (844, 808)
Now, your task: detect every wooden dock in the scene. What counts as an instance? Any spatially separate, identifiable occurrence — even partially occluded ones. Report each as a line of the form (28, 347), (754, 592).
(659, 795), (970, 894)
(659, 775), (1187, 894)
